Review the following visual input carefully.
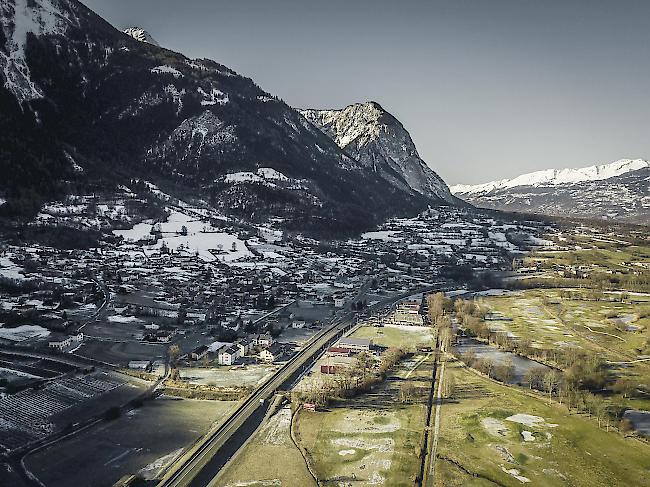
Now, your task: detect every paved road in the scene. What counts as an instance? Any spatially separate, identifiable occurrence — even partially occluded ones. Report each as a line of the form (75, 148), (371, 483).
(158, 283), (447, 487)
(76, 276), (110, 333)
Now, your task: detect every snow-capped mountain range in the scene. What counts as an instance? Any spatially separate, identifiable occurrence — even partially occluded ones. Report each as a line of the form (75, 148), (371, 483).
(300, 102), (457, 204)
(452, 159), (650, 224)
(0, 0), (458, 236)
(452, 159), (649, 195)
(123, 27), (159, 46)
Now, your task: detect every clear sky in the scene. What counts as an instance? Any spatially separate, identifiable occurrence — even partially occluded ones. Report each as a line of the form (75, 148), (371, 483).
(82, 0), (650, 185)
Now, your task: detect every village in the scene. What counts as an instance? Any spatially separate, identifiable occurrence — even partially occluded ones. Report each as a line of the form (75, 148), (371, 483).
(0, 187), (565, 485)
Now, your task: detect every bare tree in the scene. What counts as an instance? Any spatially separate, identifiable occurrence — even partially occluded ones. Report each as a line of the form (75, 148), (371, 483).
(543, 370), (561, 404)
(524, 366), (547, 390)
(399, 382), (416, 403)
(168, 344), (181, 366)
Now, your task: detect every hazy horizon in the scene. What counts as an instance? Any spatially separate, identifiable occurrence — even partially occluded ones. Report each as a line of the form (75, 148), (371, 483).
(82, 0), (650, 185)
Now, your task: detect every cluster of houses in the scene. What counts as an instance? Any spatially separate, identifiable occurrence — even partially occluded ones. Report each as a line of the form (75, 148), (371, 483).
(387, 300), (425, 326)
(343, 207), (553, 281)
(185, 333), (284, 366)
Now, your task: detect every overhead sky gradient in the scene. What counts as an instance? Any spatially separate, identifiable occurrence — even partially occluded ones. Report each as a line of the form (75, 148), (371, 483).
(82, 0), (650, 185)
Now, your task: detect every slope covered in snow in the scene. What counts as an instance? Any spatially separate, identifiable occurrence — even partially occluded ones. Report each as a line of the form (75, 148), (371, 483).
(300, 102), (457, 204)
(452, 159), (649, 195)
(0, 0), (77, 103)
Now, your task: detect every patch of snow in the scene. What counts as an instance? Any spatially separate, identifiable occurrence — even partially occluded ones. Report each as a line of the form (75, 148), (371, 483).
(0, 366), (40, 379)
(107, 315), (144, 324)
(148, 210), (251, 263)
(151, 65), (183, 78)
(501, 467), (530, 483)
(506, 414), (558, 428)
(113, 220), (155, 242)
(223, 167), (290, 185)
(361, 230), (400, 242)
(64, 151), (84, 173)
(123, 27), (159, 46)
(0, 256), (26, 281)
(198, 87), (228, 106)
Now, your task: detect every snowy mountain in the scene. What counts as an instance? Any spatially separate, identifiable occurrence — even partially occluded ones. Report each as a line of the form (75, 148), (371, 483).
(0, 0), (458, 235)
(452, 159), (650, 224)
(452, 159), (649, 195)
(123, 27), (160, 46)
(300, 102), (457, 204)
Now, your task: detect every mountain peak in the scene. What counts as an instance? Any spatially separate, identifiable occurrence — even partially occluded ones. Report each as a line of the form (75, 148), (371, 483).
(123, 27), (159, 46)
(300, 103), (456, 203)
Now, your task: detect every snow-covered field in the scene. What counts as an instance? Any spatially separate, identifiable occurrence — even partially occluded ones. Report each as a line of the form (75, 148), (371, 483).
(0, 325), (50, 342)
(107, 315), (144, 324)
(112, 220), (155, 242)
(113, 209), (251, 263)
(360, 230), (400, 242)
(0, 256), (27, 281)
(151, 210), (251, 262)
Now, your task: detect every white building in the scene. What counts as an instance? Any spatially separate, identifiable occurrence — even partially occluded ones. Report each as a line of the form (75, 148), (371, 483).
(255, 334), (273, 347)
(48, 333), (83, 351)
(128, 360), (151, 370)
(338, 337), (372, 352)
(218, 345), (241, 365)
(259, 343), (283, 362)
(291, 320), (306, 329)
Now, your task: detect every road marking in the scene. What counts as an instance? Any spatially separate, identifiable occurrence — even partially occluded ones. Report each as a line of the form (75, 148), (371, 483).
(105, 448), (138, 466)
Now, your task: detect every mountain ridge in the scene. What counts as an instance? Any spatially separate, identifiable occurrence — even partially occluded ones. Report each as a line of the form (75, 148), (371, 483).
(452, 158), (649, 195)
(452, 159), (649, 224)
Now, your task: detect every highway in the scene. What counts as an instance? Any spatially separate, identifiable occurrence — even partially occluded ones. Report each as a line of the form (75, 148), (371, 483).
(157, 283), (447, 487)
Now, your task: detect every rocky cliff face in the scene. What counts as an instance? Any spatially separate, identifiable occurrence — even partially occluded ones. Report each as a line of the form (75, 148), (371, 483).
(0, 0), (454, 235)
(300, 102), (457, 203)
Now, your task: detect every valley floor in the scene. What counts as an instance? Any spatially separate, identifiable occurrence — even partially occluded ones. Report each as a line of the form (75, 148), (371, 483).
(434, 358), (650, 486)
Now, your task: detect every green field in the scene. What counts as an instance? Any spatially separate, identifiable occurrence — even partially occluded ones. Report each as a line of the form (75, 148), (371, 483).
(479, 289), (650, 360)
(295, 352), (434, 486)
(478, 288), (650, 412)
(351, 324), (434, 349)
(434, 359), (650, 487)
(214, 405), (316, 487)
